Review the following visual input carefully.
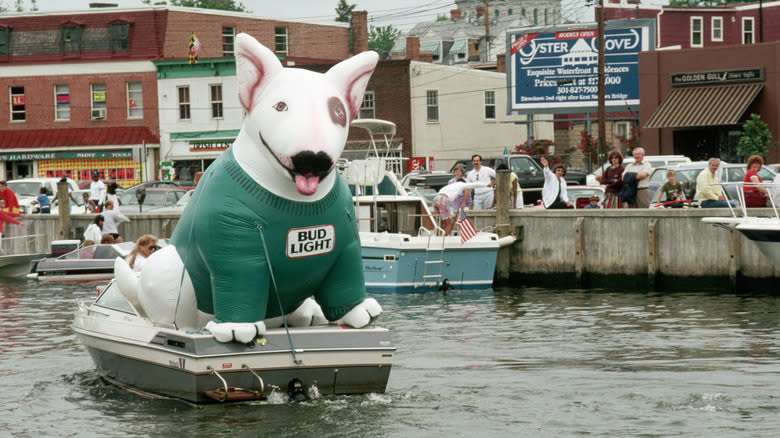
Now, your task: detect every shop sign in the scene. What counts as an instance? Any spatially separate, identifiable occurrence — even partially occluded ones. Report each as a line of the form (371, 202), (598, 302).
(670, 68), (763, 86)
(0, 150), (132, 161)
(188, 140), (232, 152)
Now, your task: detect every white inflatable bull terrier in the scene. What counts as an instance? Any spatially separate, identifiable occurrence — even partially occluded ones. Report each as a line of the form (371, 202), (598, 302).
(114, 33), (381, 343)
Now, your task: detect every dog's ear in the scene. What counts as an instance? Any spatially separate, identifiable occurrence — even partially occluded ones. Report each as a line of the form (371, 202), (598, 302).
(235, 33), (282, 113)
(325, 51), (378, 121)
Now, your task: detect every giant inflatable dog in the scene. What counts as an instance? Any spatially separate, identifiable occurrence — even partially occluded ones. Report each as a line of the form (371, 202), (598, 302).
(115, 33), (381, 343)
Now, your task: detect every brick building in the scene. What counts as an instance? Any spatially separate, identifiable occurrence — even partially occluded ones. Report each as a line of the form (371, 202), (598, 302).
(0, 6), (356, 183)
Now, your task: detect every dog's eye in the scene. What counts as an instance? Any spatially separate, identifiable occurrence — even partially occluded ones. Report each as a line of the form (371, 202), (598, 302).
(273, 101), (288, 112)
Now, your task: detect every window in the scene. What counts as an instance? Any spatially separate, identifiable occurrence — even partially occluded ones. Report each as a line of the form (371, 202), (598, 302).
(91, 83), (106, 120)
(533, 9), (538, 25)
(127, 81), (143, 119)
(0, 28), (9, 55)
(62, 25), (82, 52)
(222, 26), (235, 56)
(110, 23), (129, 51)
(711, 17), (723, 42)
(544, 9), (548, 25)
(10, 86), (25, 121)
(210, 84), (223, 118)
(494, 9), (499, 18)
(426, 90), (438, 122)
(54, 84), (70, 121)
(508, 9), (512, 15)
(742, 17), (754, 44)
(275, 27), (288, 54)
(359, 91), (375, 119)
(615, 121), (632, 139)
(178, 86), (191, 120)
(690, 17), (703, 47)
(484, 90), (496, 120)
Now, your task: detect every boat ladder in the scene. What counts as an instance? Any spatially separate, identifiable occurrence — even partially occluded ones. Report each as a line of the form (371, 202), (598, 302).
(419, 228), (446, 289)
(204, 364), (266, 402)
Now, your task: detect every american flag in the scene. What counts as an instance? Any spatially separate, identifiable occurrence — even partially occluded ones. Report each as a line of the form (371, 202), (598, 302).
(457, 209), (477, 243)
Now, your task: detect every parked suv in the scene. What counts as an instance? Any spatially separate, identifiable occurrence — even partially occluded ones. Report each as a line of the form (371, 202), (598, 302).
(486, 154), (588, 204)
(7, 177), (79, 214)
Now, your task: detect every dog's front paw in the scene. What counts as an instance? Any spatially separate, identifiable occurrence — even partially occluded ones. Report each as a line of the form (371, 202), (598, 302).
(336, 298), (383, 328)
(206, 321), (266, 343)
(266, 298), (328, 328)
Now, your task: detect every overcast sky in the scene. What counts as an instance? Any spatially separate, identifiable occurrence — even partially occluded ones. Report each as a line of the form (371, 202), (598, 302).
(28, 0), (668, 30)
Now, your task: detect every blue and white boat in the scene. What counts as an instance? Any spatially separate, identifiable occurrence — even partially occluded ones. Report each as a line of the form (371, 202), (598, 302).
(345, 119), (514, 293)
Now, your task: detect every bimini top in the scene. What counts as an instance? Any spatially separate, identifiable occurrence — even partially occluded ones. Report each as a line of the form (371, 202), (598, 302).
(350, 118), (396, 136)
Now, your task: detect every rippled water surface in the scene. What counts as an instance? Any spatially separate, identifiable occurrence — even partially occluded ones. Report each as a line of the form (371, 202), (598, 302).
(0, 280), (778, 437)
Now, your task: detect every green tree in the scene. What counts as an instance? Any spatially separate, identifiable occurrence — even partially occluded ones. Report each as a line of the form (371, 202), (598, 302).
(368, 25), (400, 60)
(738, 113), (776, 159)
(0, 0), (37, 12)
(335, 0), (356, 23)
(141, 0), (248, 12)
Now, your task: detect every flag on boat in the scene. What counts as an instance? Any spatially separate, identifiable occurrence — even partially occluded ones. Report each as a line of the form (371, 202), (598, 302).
(457, 209), (477, 243)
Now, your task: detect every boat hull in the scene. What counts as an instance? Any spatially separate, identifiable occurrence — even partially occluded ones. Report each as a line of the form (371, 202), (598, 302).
(736, 220), (780, 269)
(361, 232), (501, 293)
(29, 258), (115, 282)
(74, 301), (394, 403)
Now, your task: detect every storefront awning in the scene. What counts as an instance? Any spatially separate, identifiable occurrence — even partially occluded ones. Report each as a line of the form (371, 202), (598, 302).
(0, 127), (159, 148)
(645, 82), (763, 128)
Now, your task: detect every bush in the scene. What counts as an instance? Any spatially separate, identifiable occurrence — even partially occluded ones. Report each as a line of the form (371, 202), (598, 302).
(738, 113), (776, 159)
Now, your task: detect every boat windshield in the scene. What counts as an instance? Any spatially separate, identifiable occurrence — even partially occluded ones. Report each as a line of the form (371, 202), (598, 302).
(61, 244), (120, 260)
(95, 281), (138, 315)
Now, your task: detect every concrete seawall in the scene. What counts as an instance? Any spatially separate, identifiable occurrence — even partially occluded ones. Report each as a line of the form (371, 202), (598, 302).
(5, 209), (777, 291)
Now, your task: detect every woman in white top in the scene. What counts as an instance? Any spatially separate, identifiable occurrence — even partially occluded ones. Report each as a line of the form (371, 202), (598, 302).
(433, 178), (493, 235)
(83, 214), (104, 243)
(540, 156), (573, 209)
(125, 234), (158, 274)
(105, 182), (120, 211)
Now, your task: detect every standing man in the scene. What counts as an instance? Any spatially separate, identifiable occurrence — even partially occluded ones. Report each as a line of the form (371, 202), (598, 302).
(0, 180), (20, 213)
(696, 158), (734, 208)
(622, 147), (653, 208)
(101, 200), (130, 243)
(88, 171), (106, 213)
(466, 154), (496, 210)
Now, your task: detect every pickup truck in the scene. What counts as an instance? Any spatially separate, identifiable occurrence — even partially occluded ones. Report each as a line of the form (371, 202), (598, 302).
(486, 154), (588, 204)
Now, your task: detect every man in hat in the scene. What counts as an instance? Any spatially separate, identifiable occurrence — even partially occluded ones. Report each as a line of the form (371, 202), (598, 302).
(88, 171), (106, 213)
(584, 193), (601, 209)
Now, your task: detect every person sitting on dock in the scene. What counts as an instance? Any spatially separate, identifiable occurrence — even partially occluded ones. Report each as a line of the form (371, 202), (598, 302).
(696, 158), (735, 208)
(434, 178), (494, 236)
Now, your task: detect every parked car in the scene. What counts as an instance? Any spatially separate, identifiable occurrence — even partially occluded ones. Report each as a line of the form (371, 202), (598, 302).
(6, 177), (79, 214)
(586, 154), (692, 186)
(124, 180), (183, 191)
(401, 171), (454, 192)
(448, 158), (475, 174)
(151, 189), (195, 213)
(117, 187), (189, 213)
(486, 154), (588, 204)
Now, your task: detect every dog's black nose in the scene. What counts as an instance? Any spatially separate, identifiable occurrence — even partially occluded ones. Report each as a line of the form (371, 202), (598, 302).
(291, 151), (333, 177)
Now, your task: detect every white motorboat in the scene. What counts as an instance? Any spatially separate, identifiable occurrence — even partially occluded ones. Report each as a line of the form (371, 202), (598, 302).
(702, 181), (780, 268)
(28, 241), (136, 282)
(345, 119), (515, 293)
(72, 280), (395, 403)
(0, 234), (48, 278)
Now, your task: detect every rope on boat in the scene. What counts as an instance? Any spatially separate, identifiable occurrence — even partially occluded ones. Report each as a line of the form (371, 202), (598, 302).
(256, 223), (302, 365)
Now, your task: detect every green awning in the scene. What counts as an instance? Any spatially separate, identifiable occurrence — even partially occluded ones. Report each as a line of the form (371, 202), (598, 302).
(420, 40), (441, 56)
(450, 39), (467, 54)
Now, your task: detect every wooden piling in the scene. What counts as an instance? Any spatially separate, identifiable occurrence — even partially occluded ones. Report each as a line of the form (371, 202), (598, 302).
(495, 170), (511, 281)
(648, 219), (657, 288)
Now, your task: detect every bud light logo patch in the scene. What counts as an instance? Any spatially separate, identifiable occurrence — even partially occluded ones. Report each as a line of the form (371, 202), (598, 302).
(287, 225), (335, 258)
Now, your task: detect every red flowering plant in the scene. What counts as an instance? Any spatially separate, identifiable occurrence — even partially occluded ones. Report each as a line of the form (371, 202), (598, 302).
(578, 131), (601, 168)
(513, 139), (563, 165)
(614, 131), (640, 156)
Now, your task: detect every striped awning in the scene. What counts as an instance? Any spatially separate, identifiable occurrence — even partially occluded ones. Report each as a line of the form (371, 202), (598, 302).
(645, 82), (763, 128)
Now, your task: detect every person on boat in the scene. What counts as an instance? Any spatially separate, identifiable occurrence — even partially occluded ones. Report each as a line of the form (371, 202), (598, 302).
(466, 154), (496, 210)
(656, 169), (684, 207)
(31, 186), (51, 214)
(434, 177), (494, 236)
(83, 215), (104, 243)
(696, 158), (735, 208)
(106, 182), (121, 211)
(743, 155), (769, 208)
(540, 156), (573, 209)
(493, 162), (522, 209)
(0, 180), (20, 214)
(584, 194), (601, 209)
(597, 149), (625, 208)
(101, 200), (129, 243)
(126, 234), (158, 274)
(88, 171), (106, 213)
(448, 165), (472, 211)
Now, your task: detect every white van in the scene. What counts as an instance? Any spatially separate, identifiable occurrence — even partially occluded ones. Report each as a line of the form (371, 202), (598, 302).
(6, 177), (79, 214)
(586, 155), (692, 186)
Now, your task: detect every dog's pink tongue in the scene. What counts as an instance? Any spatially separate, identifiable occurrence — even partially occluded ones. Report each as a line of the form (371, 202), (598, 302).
(295, 174), (319, 195)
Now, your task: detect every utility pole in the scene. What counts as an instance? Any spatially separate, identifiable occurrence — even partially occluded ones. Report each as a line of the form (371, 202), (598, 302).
(597, 0), (606, 164)
(484, 0), (490, 62)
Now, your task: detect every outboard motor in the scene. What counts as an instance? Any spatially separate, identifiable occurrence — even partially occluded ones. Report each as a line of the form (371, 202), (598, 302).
(287, 378), (309, 402)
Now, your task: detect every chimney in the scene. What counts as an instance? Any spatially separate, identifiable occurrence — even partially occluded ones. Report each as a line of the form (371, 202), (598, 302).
(476, 6), (484, 19)
(496, 52), (506, 73)
(450, 9), (462, 21)
(351, 10), (369, 54)
(406, 36), (420, 61)
(608, 0), (621, 3)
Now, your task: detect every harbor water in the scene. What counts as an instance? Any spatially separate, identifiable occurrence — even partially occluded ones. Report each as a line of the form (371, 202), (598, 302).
(1, 280), (778, 437)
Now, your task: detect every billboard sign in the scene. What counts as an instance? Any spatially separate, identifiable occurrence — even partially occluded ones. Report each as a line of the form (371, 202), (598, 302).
(507, 19), (653, 114)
